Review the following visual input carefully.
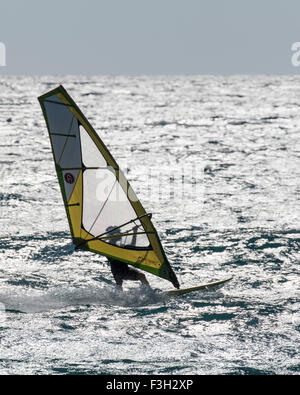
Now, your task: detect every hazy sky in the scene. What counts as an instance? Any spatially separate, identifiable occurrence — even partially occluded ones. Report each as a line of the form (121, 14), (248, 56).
(1, 0), (300, 75)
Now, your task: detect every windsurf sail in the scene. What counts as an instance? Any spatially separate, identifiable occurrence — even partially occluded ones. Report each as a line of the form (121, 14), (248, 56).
(38, 85), (179, 288)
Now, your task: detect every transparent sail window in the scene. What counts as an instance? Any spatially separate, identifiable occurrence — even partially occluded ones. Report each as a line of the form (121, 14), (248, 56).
(82, 168), (150, 248)
(79, 125), (106, 168)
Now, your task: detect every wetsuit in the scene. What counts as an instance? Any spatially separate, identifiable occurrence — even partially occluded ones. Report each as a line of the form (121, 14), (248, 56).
(108, 257), (149, 288)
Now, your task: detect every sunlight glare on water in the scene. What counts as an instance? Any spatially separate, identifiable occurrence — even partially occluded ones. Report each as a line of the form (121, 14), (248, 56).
(0, 75), (299, 375)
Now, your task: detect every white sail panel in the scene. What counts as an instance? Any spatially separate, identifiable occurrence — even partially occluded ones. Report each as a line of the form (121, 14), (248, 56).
(80, 126), (106, 168)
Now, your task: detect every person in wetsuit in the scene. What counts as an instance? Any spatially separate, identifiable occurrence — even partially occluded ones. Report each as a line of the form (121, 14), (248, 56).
(108, 257), (150, 289)
(106, 226), (150, 290)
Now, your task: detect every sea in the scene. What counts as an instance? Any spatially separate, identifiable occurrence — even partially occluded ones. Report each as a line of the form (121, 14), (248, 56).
(0, 75), (299, 375)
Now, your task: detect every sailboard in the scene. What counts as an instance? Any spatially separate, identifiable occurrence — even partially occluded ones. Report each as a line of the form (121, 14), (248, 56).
(165, 277), (232, 297)
(38, 85), (179, 289)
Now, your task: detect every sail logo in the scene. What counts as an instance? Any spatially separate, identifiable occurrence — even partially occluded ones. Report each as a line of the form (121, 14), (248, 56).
(0, 42), (6, 66)
(291, 42), (300, 67)
(64, 173), (75, 184)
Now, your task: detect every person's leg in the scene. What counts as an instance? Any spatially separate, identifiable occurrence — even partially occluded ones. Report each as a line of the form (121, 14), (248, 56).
(113, 273), (123, 290)
(124, 267), (151, 287)
(110, 260), (127, 289)
(136, 272), (150, 286)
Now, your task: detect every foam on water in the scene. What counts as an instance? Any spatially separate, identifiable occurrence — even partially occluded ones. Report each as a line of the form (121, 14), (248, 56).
(0, 285), (169, 313)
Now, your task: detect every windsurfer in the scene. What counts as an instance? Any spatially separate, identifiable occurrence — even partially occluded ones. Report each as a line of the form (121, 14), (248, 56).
(106, 226), (150, 290)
